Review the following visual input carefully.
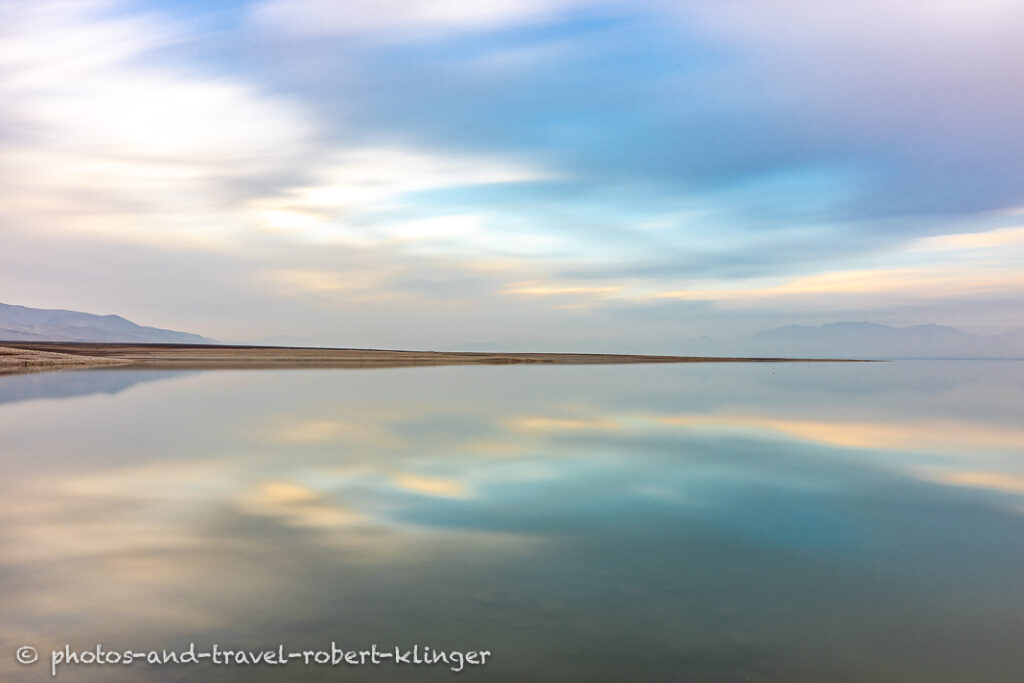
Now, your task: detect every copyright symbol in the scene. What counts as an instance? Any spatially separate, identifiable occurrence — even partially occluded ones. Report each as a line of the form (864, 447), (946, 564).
(16, 645), (38, 665)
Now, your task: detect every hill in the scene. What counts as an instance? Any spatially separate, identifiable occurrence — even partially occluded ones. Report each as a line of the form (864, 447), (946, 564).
(0, 302), (214, 344)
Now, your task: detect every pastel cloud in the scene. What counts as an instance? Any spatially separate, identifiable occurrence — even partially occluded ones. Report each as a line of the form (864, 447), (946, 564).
(250, 0), (604, 39)
(653, 268), (1024, 305)
(0, 1), (311, 246)
(239, 147), (555, 250)
(911, 226), (1024, 251)
(2, 0), (1022, 344)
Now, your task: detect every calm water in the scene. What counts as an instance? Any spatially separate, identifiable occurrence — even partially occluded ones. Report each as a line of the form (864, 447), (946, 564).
(1, 361), (1023, 682)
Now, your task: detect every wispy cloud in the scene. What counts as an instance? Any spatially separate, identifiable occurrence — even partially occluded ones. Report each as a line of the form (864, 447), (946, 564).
(653, 268), (1024, 304)
(250, 0), (608, 39)
(911, 226), (1024, 251)
(3, 0), (1023, 343)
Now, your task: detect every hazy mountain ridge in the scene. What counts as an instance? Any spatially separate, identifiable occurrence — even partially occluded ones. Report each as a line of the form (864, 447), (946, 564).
(4, 303), (1021, 357)
(0, 303), (215, 344)
(683, 322), (1024, 359)
(452, 323), (1024, 359)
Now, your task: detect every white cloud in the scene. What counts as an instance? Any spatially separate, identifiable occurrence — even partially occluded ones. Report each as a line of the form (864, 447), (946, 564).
(0, 0), (313, 246)
(0, 0), (557, 256)
(910, 226), (1024, 252)
(249, 0), (603, 39)
(240, 147), (555, 247)
(263, 146), (547, 214)
(0, 0), (178, 87)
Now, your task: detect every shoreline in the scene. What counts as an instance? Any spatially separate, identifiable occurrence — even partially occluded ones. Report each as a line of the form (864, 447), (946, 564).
(0, 341), (874, 374)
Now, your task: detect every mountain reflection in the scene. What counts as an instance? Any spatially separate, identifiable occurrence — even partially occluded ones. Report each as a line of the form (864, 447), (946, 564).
(0, 369), (193, 406)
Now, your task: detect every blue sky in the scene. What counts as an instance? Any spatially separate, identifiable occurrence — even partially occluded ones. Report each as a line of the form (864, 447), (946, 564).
(1, 0), (1022, 347)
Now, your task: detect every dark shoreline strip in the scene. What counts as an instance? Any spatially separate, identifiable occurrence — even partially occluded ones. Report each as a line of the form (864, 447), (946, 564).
(0, 341), (876, 375)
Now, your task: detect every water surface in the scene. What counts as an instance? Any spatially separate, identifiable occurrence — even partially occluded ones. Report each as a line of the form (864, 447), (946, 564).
(2, 361), (1023, 681)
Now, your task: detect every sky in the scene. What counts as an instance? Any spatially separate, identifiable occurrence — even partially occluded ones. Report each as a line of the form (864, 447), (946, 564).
(1, 0), (1022, 349)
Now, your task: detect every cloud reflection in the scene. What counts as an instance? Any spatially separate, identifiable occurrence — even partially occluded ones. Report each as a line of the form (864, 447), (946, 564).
(2, 363), (1024, 680)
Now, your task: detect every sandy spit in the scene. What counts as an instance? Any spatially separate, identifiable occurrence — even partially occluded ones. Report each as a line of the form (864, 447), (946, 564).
(0, 342), (872, 375)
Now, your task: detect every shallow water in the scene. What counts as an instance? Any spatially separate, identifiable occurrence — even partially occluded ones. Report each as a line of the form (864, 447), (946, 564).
(1, 361), (1023, 681)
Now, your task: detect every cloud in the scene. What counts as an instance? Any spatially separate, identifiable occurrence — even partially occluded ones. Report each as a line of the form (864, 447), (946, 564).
(911, 226), (1024, 251)
(0, 0), (555, 255)
(4, 0), (1024, 343)
(501, 281), (623, 297)
(673, 0), (1024, 217)
(251, 0), (1024, 229)
(239, 147), (555, 249)
(250, 0), (606, 39)
(653, 268), (1024, 304)
(0, 0), (313, 246)
(0, 0), (581, 345)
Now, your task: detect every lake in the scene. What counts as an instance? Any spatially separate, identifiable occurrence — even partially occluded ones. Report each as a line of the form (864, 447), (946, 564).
(2, 361), (1023, 681)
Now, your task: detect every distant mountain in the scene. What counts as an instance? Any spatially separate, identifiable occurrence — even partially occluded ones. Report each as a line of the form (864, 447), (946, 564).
(0, 302), (215, 344)
(681, 322), (1024, 359)
(451, 322), (1024, 359)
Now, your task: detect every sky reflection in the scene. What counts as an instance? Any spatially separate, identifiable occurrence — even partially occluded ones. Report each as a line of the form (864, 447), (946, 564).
(1, 362), (1023, 681)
